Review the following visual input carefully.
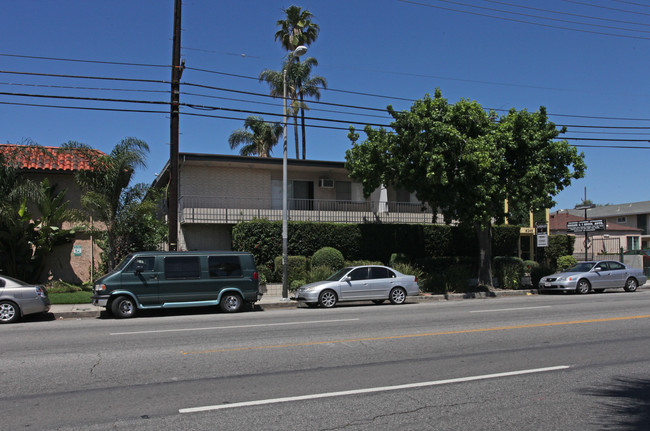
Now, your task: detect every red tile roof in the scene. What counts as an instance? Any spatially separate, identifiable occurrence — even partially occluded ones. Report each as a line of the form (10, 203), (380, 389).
(0, 144), (105, 172)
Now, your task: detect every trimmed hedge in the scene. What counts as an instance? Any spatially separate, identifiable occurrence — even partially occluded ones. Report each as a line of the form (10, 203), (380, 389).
(273, 255), (308, 286)
(233, 220), (546, 278)
(311, 247), (344, 270)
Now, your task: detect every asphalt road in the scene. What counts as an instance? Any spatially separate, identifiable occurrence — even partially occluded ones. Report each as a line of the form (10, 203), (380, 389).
(3, 291), (650, 430)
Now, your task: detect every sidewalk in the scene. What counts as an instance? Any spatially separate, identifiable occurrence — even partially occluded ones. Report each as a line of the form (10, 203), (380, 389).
(48, 288), (539, 319)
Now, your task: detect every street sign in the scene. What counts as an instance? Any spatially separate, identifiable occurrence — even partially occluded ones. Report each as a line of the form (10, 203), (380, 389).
(536, 223), (548, 247)
(566, 219), (606, 233)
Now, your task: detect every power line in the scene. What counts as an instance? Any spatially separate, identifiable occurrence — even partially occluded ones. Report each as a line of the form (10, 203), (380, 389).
(481, 0), (650, 27)
(561, 0), (650, 16)
(0, 53), (170, 68)
(398, 0), (650, 40)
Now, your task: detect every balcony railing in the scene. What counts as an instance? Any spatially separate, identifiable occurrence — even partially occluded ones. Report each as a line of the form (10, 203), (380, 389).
(179, 195), (446, 225)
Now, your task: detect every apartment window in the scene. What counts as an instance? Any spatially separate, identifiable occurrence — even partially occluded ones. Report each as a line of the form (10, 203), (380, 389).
(617, 217), (627, 223)
(208, 255), (242, 278)
(164, 256), (201, 279)
(335, 181), (352, 201)
(627, 236), (640, 251)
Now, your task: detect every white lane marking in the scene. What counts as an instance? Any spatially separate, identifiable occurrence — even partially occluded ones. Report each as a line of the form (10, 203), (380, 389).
(110, 318), (360, 336)
(470, 306), (552, 313)
(179, 365), (570, 414)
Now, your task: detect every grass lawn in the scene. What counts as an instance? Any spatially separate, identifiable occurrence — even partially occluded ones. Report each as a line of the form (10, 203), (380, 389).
(48, 291), (93, 304)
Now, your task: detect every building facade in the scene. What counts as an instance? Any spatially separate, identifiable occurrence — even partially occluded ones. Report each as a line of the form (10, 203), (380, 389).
(153, 153), (444, 251)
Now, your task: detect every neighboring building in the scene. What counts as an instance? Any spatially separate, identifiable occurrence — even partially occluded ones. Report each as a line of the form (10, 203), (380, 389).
(550, 210), (642, 259)
(153, 153), (445, 251)
(0, 144), (104, 283)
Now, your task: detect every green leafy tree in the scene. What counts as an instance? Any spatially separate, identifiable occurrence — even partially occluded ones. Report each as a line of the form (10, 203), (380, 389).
(70, 138), (149, 270)
(345, 89), (586, 287)
(259, 57), (326, 159)
(228, 116), (283, 157)
(273, 5), (323, 159)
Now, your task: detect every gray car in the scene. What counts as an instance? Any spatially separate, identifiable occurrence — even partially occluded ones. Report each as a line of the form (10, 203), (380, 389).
(0, 275), (51, 323)
(293, 265), (420, 308)
(539, 260), (647, 294)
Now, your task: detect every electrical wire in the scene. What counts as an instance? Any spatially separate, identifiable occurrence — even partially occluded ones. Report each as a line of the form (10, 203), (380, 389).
(398, 0), (650, 40)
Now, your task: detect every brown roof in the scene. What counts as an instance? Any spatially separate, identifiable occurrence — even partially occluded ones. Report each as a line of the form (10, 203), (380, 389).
(550, 211), (641, 232)
(0, 144), (105, 172)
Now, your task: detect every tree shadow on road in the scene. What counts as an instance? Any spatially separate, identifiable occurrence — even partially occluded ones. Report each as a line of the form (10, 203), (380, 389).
(583, 376), (650, 430)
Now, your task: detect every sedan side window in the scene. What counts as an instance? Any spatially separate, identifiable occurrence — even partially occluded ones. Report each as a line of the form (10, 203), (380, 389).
(370, 267), (389, 279)
(595, 262), (609, 271)
(349, 268), (369, 281)
(608, 261), (625, 270)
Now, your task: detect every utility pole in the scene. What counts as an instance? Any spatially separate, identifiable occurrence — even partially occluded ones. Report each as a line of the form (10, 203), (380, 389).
(169, 0), (182, 251)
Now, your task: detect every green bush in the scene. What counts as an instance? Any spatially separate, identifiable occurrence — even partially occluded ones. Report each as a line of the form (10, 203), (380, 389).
(307, 265), (334, 283)
(531, 263), (553, 287)
(546, 235), (574, 270)
(389, 253), (410, 267)
(391, 262), (423, 281)
(556, 255), (577, 271)
(345, 260), (383, 266)
(46, 280), (82, 293)
(420, 262), (475, 294)
(493, 256), (525, 289)
(274, 255), (309, 286)
(311, 247), (344, 271)
(290, 279), (306, 291)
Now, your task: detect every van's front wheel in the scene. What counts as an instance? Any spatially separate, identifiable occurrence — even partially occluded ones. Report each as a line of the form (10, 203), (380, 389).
(220, 293), (242, 313)
(111, 296), (137, 319)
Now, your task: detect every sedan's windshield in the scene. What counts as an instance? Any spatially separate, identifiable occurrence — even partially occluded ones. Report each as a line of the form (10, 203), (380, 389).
(327, 267), (352, 281)
(565, 262), (596, 272)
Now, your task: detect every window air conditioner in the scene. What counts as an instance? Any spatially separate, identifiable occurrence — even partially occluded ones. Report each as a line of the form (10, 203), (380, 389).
(319, 178), (335, 188)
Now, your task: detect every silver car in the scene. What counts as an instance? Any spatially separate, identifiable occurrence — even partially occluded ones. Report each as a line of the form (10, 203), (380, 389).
(539, 260), (647, 294)
(293, 265), (420, 308)
(0, 275), (51, 323)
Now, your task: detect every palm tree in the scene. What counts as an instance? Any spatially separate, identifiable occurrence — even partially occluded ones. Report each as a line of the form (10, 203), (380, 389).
(274, 5), (323, 159)
(70, 138), (149, 270)
(294, 58), (327, 159)
(274, 5), (320, 53)
(259, 57), (326, 159)
(228, 116), (283, 157)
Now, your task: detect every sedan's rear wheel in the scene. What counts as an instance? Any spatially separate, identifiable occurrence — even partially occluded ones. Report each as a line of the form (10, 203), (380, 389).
(318, 290), (337, 308)
(624, 277), (638, 292)
(389, 287), (407, 304)
(576, 279), (590, 294)
(0, 301), (20, 324)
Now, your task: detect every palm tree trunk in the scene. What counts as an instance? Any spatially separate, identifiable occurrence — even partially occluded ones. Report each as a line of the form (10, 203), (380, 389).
(293, 113), (300, 159)
(300, 94), (306, 160)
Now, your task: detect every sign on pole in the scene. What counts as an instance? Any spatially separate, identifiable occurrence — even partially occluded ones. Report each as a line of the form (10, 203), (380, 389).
(566, 219), (606, 233)
(536, 223), (548, 247)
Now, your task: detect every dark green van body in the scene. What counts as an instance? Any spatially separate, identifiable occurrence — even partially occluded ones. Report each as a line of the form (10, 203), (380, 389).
(91, 251), (261, 317)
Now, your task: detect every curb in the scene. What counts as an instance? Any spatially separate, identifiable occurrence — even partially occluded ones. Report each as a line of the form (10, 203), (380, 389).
(49, 289), (540, 319)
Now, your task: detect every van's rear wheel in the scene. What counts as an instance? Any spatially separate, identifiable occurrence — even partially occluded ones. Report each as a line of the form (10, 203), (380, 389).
(111, 296), (137, 319)
(220, 293), (242, 313)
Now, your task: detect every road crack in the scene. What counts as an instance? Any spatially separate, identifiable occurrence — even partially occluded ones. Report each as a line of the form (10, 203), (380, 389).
(90, 353), (101, 376)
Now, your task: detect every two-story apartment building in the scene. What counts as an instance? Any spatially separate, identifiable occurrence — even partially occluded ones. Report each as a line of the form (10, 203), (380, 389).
(152, 153), (444, 251)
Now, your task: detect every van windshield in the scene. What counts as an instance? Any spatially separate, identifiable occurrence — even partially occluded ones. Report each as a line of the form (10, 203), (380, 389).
(114, 254), (135, 272)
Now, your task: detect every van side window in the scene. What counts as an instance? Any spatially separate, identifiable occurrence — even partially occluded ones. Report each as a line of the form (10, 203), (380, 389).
(165, 256), (201, 279)
(208, 256), (243, 278)
(126, 257), (155, 272)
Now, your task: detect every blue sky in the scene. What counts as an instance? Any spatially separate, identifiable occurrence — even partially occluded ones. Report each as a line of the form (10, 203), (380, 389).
(2, 0), (649, 211)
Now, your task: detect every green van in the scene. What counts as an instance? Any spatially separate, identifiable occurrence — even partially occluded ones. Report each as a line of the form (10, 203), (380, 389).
(91, 251), (261, 318)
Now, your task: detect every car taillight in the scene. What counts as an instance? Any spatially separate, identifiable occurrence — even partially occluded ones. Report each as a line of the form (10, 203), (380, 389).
(414, 276), (418, 283)
(253, 271), (259, 281)
(36, 286), (47, 297)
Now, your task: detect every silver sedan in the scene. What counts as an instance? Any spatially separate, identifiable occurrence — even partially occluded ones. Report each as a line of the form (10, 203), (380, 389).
(293, 265), (420, 308)
(0, 275), (51, 323)
(539, 260), (647, 294)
